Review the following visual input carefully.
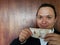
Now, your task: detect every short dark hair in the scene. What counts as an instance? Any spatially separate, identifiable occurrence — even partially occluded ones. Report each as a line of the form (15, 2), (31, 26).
(36, 3), (57, 18)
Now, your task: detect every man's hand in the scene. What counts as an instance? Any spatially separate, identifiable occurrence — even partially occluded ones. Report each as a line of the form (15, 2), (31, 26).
(44, 33), (60, 45)
(19, 28), (32, 42)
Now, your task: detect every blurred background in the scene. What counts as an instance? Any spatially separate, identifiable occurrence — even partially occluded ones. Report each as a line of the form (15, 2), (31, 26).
(0, 0), (60, 45)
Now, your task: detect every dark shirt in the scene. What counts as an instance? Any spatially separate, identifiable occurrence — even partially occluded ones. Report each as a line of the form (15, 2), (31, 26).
(10, 37), (40, 45)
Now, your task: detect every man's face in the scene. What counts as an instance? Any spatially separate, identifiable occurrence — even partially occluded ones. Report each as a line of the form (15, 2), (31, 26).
(36, 7), (56, 29)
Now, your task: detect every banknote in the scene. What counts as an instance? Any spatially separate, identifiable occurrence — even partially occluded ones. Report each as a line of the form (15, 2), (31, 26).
(30, 28), (54, 38)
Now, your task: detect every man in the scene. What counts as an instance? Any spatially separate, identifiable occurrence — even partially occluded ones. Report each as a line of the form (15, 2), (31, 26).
(10, 3), (60, 45)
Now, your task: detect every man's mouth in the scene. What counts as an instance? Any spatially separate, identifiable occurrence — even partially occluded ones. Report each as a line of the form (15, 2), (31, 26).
(40, 24), (48, 28)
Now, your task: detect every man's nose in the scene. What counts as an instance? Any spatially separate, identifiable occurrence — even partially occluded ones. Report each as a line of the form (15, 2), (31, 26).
(42, 18), (47, 24)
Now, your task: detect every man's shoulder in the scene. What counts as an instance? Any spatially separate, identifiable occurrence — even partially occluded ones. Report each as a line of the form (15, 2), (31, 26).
(54, 28), (60, 34)
(10, 38), (20, 45)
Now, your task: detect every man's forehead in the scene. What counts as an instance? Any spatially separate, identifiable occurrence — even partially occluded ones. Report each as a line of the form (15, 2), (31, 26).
(38, 8), (54, 16)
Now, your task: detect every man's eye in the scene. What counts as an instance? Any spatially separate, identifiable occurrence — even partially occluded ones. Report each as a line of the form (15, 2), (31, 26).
(47, 16), (52, 19)
(37, 16), (42, 19)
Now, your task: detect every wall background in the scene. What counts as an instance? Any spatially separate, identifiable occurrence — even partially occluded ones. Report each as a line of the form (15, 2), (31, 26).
(0, 0), (60, 45)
